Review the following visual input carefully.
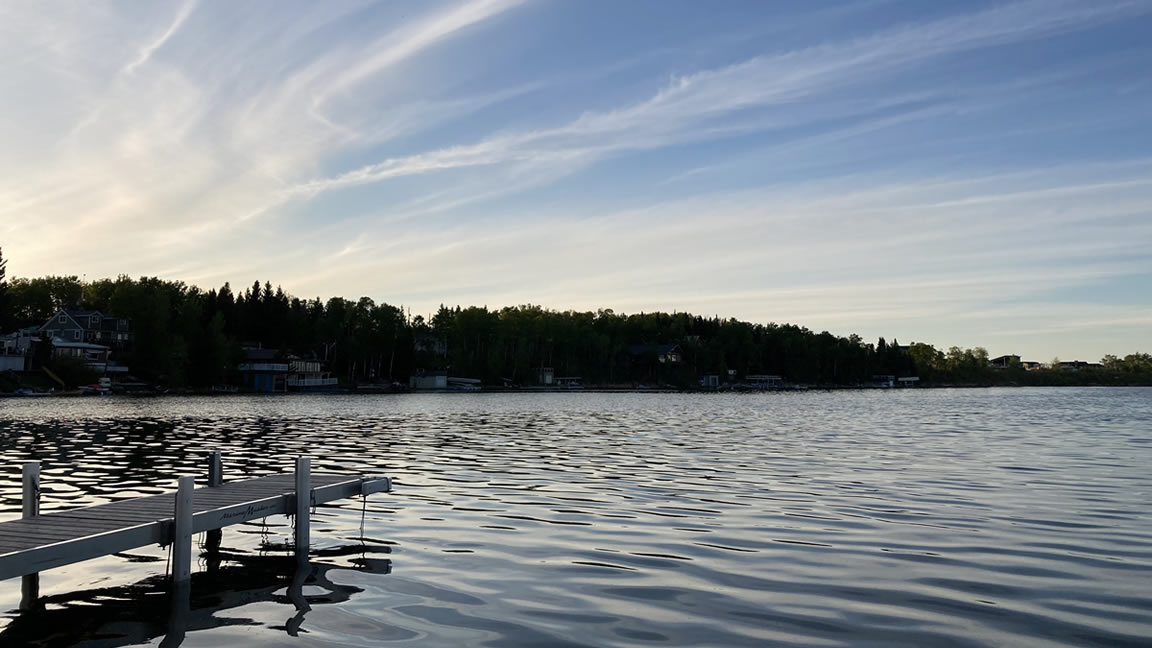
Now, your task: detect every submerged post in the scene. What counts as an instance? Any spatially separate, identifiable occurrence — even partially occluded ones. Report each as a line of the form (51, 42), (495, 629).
(20, 461), (41, 610)
(172, 475), (194, 584)
(295, 456), (311, 558)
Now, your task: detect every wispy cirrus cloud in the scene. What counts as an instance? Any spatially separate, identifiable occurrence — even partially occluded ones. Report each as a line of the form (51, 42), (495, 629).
(292, 0), (1152, 196)
(123, 0), (198, 76)
(0, 0), (528, 257)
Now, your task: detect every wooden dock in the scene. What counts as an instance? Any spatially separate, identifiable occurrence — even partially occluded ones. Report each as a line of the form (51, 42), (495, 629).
(0, 453), (392, 609)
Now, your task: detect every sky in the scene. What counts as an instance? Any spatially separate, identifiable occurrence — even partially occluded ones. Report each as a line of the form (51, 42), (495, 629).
(1, 0), (1150, 362)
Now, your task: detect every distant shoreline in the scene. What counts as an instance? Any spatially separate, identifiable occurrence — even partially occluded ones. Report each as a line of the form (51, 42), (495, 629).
(5, 383), (1149, 399)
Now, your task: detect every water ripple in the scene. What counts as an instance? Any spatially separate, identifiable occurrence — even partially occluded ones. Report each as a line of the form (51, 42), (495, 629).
(0, 387), (1149, 647)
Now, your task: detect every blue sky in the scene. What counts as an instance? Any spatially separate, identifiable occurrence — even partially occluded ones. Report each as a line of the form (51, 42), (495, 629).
(1, 0), (1150, 361)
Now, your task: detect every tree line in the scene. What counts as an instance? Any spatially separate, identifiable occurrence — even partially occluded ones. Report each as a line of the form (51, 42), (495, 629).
(2, 264), (1149, 389)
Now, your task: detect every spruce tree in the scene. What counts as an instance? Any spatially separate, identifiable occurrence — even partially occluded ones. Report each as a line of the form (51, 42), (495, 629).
(0, 246), (9, 331)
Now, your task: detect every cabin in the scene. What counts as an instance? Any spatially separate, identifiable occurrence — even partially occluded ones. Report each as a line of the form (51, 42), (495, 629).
(538, 367), (555, 386)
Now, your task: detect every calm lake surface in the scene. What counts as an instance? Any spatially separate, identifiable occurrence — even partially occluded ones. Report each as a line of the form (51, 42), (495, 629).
(0, 388), (1150, 647)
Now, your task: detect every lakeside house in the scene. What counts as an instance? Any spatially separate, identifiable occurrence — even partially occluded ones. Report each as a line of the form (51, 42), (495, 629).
(629, 343), (683, 364)
(38, 310), (132, 350)
(4, 311), (135, 377)
(287, 359), (339, 391)
(1059, 360), (1104, 371)
(50, 339), (129, 375)
(236, 344), (339, 392)
(989, 355), (1020, 369)
(0, 328), (38, 372)
(538, 367), (554, 385)
(237, 346), (288, 392)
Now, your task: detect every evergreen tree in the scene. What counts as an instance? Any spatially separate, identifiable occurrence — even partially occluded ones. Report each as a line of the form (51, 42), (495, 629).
(0, 246), (9, 331)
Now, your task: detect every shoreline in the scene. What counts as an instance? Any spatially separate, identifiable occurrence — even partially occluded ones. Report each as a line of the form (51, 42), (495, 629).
(4, 383), (1149, 399)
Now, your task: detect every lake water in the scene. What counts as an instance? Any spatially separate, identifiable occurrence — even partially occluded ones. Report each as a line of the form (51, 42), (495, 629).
(0, 388), (1150, 647)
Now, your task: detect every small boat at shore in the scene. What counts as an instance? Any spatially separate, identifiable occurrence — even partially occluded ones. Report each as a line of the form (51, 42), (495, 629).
(79, 384), (113, 396)
(10, 388), (51, 397)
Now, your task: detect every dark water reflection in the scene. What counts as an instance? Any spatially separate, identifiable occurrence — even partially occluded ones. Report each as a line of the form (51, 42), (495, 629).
(0, 388), (1150, 647)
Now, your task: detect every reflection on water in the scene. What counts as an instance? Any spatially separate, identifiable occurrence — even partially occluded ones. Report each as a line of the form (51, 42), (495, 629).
(6, 550), (393, 648)
(1, 389), (1151, 647)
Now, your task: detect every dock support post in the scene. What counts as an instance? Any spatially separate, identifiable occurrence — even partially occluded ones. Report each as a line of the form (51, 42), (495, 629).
(172, 475), (194, 584)
(206, 450), (223, 554)
(20, 461), (40, 611)
(208, 450), (223, 487)
(289, 456), (313, 635)
(22, 461), (39, 518)
(295, 456), (311, 559)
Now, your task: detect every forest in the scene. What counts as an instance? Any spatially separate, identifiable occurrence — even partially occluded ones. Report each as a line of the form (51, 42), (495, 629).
(1, 252), (1150, 389)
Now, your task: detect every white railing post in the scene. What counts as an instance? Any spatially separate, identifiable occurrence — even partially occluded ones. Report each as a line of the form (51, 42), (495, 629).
(172, 476), (194, 584)
(295, 456), (311, 558)
(20, 461), (40, 610)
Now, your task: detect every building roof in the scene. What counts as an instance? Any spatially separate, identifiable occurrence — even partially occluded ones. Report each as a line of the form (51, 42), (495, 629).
(51, 339), (110, 350)
(42, 310), (129, 333)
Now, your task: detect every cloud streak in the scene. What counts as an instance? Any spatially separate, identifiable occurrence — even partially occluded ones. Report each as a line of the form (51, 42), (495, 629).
(123, 0), (198, 75)
(293, 0), (1152, 195)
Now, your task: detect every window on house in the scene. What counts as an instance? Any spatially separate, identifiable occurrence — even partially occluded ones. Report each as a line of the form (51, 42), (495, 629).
(74, 330), (81, 341)
(58, 314), (66, 323)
